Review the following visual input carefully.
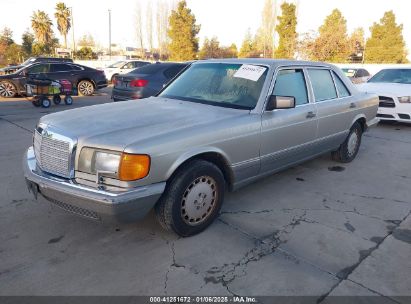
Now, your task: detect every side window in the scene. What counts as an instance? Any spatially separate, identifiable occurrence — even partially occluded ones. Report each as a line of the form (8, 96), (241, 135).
(356, 69), (364, 77)
(164, 65), (185, 79)
(363, 69), (370, 77)
(27, 64), (49, 74)
(273, 69), (308, 106)
(133, 61), (148, 68)
(332, 72), (351, 98)
(50, 64), (72, 72)
(70, 65), (83, 71)
(123, 62), (134, 69)
(308, 69), (337, 102)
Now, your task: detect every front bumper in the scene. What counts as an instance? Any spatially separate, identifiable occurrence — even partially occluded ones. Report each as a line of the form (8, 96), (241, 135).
(23, 147), (166, 223)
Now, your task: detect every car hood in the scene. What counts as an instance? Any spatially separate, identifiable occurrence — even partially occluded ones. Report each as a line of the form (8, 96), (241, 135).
(39, 97), (248, 152)
(357, 82), (411, 96)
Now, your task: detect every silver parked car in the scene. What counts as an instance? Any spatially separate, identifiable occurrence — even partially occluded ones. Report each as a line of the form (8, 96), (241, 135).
(24, 59), (379, 236)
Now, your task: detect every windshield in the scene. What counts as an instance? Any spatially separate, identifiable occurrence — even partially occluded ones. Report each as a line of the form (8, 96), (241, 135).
(107, 61), (125, 68)
(368, 69), (411, 84)
(159, 63), (268, 110)
(342, 68), (356, 77)
(21, 57), (36, 66)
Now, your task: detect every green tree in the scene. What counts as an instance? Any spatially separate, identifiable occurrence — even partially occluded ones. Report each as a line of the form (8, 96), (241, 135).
(4, 44), (23, 64)
(22, 29), (35, 57)
(168, 0), (200, 61)
(275, 2), (297, 59)
(365, 11), (407, 63)
(75, 46), (97, 59)
(221, 43), (238, 58)
(54, 2), (71, 48)
(31, 10), (54, 44)
(0, 27), (14, 46)
(199, 37), (220, 59)
(311, 9), (350, 62)
(239, 29), (258, 58)
(255, 0), (276, 57)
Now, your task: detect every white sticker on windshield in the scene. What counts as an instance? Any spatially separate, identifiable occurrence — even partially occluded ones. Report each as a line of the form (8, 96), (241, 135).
(233, 64), (266, 81)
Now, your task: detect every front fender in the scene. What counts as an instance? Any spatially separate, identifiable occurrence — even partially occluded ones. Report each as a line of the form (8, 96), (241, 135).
(165, 146), (232, 181)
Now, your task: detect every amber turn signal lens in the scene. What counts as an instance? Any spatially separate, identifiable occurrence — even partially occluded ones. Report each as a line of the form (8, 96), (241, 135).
(118, 153), (150, 181)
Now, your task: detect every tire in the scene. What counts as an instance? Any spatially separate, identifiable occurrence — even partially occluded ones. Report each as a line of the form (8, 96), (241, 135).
(77, 80), (94, 96)
(332, 122), (362, 163)
(41, 97), (51, 108)
(53, 95), (61, 105)
(155, 160), (225, 237)
(64, 95), (73, 105)
(0, 81), (17, 98)
(32, 97), (41, 107)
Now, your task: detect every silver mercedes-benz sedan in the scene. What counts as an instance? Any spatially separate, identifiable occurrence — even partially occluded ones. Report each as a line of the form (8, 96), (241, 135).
(24, 59), (379, 236)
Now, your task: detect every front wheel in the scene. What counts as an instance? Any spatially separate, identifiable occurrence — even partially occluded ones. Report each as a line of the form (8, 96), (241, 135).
(78, 80), (94, 96)
(64, 95), (73, 105)
(0, 81), (17, 98)
(332, 122), (362, 163)
(155, 160), (225, 237)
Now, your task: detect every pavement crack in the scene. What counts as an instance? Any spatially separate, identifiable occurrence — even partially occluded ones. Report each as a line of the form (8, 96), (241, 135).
(0, 117), (32, 133)
(207, 212), (307, 292)
(317, 211), (411, 303)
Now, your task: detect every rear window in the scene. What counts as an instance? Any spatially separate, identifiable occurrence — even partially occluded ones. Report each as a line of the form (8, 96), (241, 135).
(164, 64), (186, 79)
(50, 64), (72, 72)
(129, 64), (167, 75)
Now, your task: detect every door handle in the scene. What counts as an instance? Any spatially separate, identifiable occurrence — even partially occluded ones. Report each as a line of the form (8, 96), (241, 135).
(306, 111), (316, 119)
(350, 102), (357, 108)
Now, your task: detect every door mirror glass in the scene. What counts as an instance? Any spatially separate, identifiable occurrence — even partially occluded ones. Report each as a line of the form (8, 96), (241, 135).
(266, 95), (296, 111)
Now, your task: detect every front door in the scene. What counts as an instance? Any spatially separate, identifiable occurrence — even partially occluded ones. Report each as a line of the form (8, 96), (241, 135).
(260, 68), (318, 174)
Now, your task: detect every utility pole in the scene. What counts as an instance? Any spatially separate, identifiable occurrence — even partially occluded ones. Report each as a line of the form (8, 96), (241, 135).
(108, 9), (112, 59)
(70, 7), (76, 59)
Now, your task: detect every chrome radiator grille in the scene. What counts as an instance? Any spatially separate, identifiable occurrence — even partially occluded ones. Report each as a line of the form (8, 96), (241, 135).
(34, 130), (71, 178)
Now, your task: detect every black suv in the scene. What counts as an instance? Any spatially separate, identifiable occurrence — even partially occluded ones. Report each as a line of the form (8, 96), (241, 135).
(0, 62), (107, 98)
(0, 57), (73, 75)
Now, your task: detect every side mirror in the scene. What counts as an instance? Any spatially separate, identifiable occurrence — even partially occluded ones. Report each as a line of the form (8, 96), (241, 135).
(266, 95), (296, 111)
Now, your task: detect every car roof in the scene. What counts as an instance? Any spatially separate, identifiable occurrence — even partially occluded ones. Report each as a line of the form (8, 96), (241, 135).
(194, 58), (336, 69)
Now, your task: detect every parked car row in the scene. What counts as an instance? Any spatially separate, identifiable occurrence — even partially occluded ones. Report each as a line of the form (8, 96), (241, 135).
(0, 60), (107, 98)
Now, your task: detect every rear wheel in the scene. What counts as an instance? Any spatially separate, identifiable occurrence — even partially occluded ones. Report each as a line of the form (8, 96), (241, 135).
(332, 122), (362, 163)
(32, 97), (41, 107)
(78, 80), (94, 96)
(0, 81), (17, 98)
(155, 160), (225, 237)
(64, 95), (73, 105)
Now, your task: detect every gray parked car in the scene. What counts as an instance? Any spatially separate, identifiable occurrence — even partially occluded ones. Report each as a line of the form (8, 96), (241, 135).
(24, 59), (379, 236)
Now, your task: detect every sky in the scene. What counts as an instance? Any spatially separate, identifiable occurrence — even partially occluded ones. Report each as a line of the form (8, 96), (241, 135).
(1, 0), (411, 53)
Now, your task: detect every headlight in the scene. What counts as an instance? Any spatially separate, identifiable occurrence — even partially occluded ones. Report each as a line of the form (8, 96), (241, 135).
(398, 96), (411, 103)
(78, 148), (150, 181)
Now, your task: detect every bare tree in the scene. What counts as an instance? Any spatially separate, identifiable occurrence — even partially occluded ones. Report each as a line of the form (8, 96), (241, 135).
(146, 1), (154, 52)
(135, 0), (144, 58)
(156, 0), (170, 59)
(258, 0), (276, 57)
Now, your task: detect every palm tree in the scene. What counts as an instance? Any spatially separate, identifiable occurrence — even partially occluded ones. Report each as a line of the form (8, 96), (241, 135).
(31, 10), (53, 44)
(54, 2), (71, 48)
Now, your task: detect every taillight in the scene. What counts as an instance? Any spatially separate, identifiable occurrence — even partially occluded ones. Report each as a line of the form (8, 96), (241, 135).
(130, 79), (148, 87)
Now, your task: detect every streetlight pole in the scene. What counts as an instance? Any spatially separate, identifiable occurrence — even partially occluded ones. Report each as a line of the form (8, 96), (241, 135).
(70, 7), (76, 59)
(108, 9), (112, 60)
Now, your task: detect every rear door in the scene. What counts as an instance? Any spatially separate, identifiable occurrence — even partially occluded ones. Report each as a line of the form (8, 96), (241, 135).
(307, 68), (356, 151)
(260, 67), (318, 173)
(48, 63), (76, 83)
